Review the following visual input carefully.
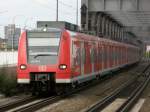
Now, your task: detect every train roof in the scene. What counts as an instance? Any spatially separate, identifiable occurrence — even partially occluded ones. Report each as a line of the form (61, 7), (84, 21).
(37, 21), (78, 32)
(26, 27), (62, 32)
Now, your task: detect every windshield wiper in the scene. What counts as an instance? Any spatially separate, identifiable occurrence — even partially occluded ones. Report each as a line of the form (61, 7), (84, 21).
(34, 53), (57, 58)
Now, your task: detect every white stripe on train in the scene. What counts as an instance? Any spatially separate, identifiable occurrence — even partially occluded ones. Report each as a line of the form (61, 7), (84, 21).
(18, 79), (30, 83)
(56, 61), (137, 83)
(18, 61), (138, 84)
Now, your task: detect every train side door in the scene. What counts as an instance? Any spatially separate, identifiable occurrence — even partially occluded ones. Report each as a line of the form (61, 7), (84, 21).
(80, 42), (85, 75)
(101, 43), (104, 70)
(72, 40), (81, 76)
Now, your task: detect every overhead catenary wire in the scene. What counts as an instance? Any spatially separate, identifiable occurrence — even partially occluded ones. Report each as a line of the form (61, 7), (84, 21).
(59, 0), (76, 10)
(33, 0), (78, 22)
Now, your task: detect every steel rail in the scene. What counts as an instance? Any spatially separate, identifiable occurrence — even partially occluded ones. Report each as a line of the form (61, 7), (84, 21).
(1, 64), (146, 112)
(14, 79), (105, 112)
(14, 96), (59, 112)
(84, 63), (150, 112)
(16, 63), (150, 112)
(84, 76), (138, 112)
(116, 71), (150, 112)
(0, 73), (107, 112)
(0, 96), (36, 112)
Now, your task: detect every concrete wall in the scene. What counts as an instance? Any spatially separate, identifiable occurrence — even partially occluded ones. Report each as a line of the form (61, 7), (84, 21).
(0, 51), (17, 66)
(82, 0), (150, 11)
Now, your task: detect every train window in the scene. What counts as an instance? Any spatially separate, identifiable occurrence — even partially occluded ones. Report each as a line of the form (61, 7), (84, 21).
(101, 46), (104, 62)
(96, 49), (98, 63)
(113, 47), (115, 61)
(28, 32), (60, 38)
(98, 46), (102, 62)
(82, 48), (86, 64)
(115, 48), (118, 62)
(90, 48), (94, 63)
(104, 47), (107, 63)
(94, 48), (97, 62)
(112, 48), (114, 63)
(102, 47), (105, 62)
(97, 48), (100, 62)
(72, 41), (76, 56)
(118, 48), (120, 63)
(106, 47), (108, 63)
(28, 38), (60, 47)
(112, 47), (114, 62)
(27, 31), (61, 65)
(108, 46), (110, 62)
(76, 48), (81, 65)
(113, 47), (115, 62)
(118, 48), (120, 62)
(101, 46), (103, 61)
(110, 46), (112, 62)
(121, 48), (122, 61)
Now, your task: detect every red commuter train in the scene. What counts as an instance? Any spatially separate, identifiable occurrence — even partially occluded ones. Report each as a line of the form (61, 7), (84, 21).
(17, 22), (141, 94)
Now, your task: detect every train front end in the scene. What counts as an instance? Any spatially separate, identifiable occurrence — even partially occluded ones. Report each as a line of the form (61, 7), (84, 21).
(17, 28), (71, 94)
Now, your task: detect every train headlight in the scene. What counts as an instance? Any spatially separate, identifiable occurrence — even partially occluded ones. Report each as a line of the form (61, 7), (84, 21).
(20, 65), (27, 70)
(59, 64), (67, 70)
(43, 28), (47, 32)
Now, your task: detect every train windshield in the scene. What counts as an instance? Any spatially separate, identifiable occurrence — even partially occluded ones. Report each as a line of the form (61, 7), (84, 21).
(27, 30), (61, 65)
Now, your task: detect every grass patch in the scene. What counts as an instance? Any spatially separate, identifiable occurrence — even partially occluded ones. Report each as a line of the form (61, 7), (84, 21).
(0, 67), (17, 96)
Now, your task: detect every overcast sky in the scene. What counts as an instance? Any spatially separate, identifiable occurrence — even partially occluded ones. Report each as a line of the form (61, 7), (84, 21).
(0, 0), (81, 38)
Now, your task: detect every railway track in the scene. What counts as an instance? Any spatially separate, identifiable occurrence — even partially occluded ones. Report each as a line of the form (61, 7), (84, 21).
(83, 63), (150, 112)
(17, 64), (146, 112)
(13, 81), (105, 112)
(116, 71), (150, 112)
(0, 80), (100, 112)
(0, 96), (37, 112)
(8, 96), (59, 112)
(0, 63), (146, 112)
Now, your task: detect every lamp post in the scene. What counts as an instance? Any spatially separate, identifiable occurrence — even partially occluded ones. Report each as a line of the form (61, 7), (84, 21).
(56, 0), (59, 21)
(76, 0), (78, 26)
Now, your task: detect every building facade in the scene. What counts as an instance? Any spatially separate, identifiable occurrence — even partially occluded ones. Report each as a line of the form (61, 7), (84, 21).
(4, 24), (21, 49)
(0, 38), (7, 50)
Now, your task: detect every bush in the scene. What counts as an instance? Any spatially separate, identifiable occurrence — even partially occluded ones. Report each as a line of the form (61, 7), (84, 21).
(0, 67), (17, 96)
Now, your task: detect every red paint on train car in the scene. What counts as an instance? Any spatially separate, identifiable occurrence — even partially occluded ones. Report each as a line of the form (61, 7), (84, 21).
(17, 28), (141, 85)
